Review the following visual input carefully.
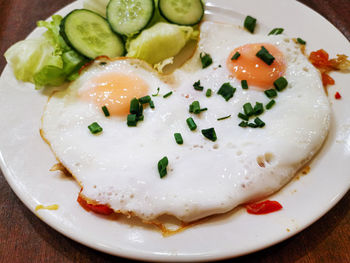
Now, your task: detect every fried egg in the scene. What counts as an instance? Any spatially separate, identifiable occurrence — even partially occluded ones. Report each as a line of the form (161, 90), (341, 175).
(41, 21), (330, 223)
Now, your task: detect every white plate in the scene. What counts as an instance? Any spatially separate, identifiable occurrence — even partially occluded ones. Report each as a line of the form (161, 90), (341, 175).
(1, 0), (349, 261)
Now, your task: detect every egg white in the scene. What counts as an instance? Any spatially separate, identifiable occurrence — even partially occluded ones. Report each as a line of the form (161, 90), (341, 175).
(41, 22), (330, 222)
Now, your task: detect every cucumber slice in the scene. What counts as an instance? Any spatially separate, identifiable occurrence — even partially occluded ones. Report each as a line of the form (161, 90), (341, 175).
(159, 0), (204, 26)
(107, 0), (155, 36)
(60, 9), (125, 59)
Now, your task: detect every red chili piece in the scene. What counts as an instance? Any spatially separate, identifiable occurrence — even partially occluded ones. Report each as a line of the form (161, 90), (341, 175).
(335, 92), (342, 100)
(245, 200), (283, 215)
(77, 194), (113, 215)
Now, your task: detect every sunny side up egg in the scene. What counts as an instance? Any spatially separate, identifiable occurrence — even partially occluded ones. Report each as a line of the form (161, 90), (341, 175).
(41, 21), (330, 223)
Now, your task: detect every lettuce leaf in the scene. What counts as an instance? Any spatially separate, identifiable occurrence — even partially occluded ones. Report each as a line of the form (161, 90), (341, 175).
(127, 22), (197, 65)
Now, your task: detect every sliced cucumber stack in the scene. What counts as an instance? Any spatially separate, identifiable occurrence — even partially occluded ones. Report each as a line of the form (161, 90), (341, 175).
(60, 9), (125, 59)
(107, 0), (155, 36)
(159, 0), (204, 26)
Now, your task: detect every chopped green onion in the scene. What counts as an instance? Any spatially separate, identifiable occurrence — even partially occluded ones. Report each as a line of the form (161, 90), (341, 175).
(254, 117), (265, 127)
(200, 52), (213, 68)
(130, 98), (140, 114)
(241, 80), (248, 90)
(256, 46), (275, 65)
(244, 15), (257, 33)
(99, 62), (107, 66)
(174, 133), (183, 145)
(266, 100), (276, 110)
(189, 101), (201, 114)
(186, 117), (197, 131)
(206, 89), (212, 97)
(163, 91), (173, 98)
(264, 89), (277, 98)
(152, 87), (160, 97)
(243, 102), (254, 117)
(217, 115), (231, 121)
(88, 122), (103, 134)
(268, 28), (284, 35)
(218, 65), (222, 68)
(137, 115), (144, 121)
(253, 102), (264, 115)
(231, 52), (241, 60)
(217, 82), (236, 101)
(274, 77), (288, 91)
(238, 112), (249, 121)
(137, 104), (144, 117)
(239, 121), (248, 127)
(297, 37), (306, 45)
(149, 100), (155, 109)
(201, 128), (217, 142)
(127, 114), (137, 127)
(139, 95), (151, 104)
(158, 156), (169, 178)
(101, 106), (110, 117)
(193, 80), (204, 91)
(248, 122), (258, 128)
(200, 108), (208, 112)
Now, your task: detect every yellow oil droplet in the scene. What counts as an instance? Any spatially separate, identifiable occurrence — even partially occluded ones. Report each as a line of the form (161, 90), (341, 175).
(35, 204), (59, 211)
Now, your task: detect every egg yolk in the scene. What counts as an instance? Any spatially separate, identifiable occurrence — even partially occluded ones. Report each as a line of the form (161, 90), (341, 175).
(227, 43), (286, 89)
(81, 73), (149, 116)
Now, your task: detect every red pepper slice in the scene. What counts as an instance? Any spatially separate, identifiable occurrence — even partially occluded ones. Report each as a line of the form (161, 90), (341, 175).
(77, 194), (113, 215)
(321, 73), (335, 87)
(245, 200), (283, 215)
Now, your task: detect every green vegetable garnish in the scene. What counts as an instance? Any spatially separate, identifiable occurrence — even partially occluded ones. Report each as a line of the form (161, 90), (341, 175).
(238, 112), (249, 121)
(241, 80), (248, 89)
(254, 117), (265, 127)
(206, 89), (212, 97)
(163, 91), (173, 98)
(158, 156), (169, 178)
(274, 77), (288, 91)
(231, 52), (241, 60)
(193, 80), (204, 91)
(217, 83), (236, 101)
(201, 128), (217, 142)
(266, 100), (276, 110)
(217, 115), (231, 121)
(253, 102), (264, 115)
(200, 52), (213, 68)
(264, 89), (277, 98)
(186, 117), (197, 131)
(174, 133), (183, 145)
(256, 46), (275, 65)
(239, 121), (248, 127)
(297, 37), (306, 45)
(189, 101), (201, 113)
(152, 87), (160, 97)
(127, 114), (138, 126)
(139, 95), (152, 104)
(102, 106), (110, 117)
(243, 103), (254, 117)
(268, 28), (284, 35)
(88, 122), (103, 134)
(244, 15), (257, 33)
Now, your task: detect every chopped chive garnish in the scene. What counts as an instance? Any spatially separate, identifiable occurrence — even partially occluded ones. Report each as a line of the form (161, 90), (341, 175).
(218, 65), (222, 68)
(163, 91), (173, 98)
(152, 87), (160, 97)
(244, 15), (257, 33)
(238, 112), (249, 121)
(149, 100), (155, 109)
(217, 115), (231, 121)
(297, 37), (306, 45)
(99, 62), (107, 66)
(88, 122), (103, 134)
(158, 156), (168, 178)
(268, 28), (284, 35)
(137, 104), (144, 117)
(200, 52), (213, 68)
(186, 117), (197, 131)
(248, 123), (258, 128)
(243, 102), (254, 117)
(256, 46), (275, 65)
(174, 133), (183, 145)
(217, 82), (236, 101)
(201, 128), (217, 142)
(130, 98), (140, 114)
(127, 114), (137, 127)
(239, 121), (248, 127)
(137, 115), (144, 121)
(200, 108), (208, 112)
(139, 95), (151, 104)
(254, 117), (265, 127)
(101, 105), (110, 117)
(189, 101), (201, 114)
(231, 52), (241, 60)
(193, 80), (204, 91)
(253, 102), (264, 115)
(264, 89), (277, 98)
(274, 77), (288, 91)
(266, 100), (276, 110)
(241, 80), (248, 89)
(206, 89), (212, 97)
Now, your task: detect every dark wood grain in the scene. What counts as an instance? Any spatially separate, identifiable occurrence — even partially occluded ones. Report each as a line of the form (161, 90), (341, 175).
(0, 0), (349, 262)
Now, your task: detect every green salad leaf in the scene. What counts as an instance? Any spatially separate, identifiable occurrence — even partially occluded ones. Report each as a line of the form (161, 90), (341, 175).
(5, 15), (87, 88)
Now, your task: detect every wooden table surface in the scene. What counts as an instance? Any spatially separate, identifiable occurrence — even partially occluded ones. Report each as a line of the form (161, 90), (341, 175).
(0, 0), (349, 262)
